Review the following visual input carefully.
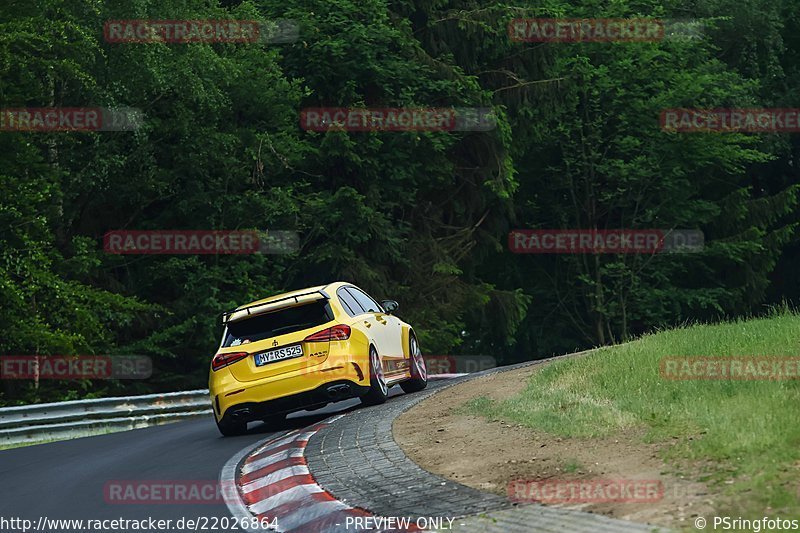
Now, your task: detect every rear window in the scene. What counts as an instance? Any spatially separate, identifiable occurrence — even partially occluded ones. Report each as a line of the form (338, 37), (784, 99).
(222, 300), (333, 347)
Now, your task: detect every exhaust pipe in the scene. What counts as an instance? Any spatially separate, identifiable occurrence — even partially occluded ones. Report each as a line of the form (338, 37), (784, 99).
(230, 408), (252, 421)
(326, 384), (351, 399)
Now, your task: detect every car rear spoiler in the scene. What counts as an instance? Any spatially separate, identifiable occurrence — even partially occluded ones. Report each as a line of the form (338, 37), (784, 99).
(221, 288), (331, 325)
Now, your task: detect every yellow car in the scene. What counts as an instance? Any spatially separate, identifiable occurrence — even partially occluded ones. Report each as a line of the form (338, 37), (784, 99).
(208, 282), (427, 436)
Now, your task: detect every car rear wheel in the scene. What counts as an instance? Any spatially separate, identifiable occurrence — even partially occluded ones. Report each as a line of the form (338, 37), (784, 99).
(400, 333), (427, 393)
(360, 346), (388, 406)
(216, 415), (247, 436)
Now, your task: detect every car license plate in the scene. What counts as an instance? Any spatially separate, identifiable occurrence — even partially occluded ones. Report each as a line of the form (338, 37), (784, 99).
(254, 345), (303, 367)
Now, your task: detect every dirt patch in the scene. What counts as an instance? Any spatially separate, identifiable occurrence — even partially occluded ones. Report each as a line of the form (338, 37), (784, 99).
(394, 366), (719, 529)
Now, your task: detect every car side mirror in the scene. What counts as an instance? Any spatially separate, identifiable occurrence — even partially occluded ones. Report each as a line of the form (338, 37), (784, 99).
(380, 300), (399, 314)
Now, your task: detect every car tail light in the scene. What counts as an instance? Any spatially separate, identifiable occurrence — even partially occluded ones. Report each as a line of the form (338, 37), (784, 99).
(304, 324), (351, 342)
(211, 351), (248, 371)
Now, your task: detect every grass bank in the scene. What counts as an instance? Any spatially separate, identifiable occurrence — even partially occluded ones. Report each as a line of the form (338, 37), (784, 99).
(464, 310), (800, 517)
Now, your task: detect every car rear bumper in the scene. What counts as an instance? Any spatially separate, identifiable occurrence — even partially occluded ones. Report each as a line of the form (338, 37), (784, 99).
(210, 357), (369, 422)
(214, 379), (369, 425)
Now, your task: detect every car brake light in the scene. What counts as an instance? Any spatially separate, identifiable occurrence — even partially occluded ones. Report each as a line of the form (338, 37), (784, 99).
(304, 324), (351, 342)
(212, 351), (248, 371)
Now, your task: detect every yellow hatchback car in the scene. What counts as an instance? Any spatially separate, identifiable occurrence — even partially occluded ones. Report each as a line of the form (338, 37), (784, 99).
(209, 282), (427, 435)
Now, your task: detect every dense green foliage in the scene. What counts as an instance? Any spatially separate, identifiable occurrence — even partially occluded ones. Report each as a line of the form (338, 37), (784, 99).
(1, 0), (798, 404)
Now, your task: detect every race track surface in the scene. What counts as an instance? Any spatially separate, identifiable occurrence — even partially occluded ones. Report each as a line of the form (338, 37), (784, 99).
(0, 387), (416, 529)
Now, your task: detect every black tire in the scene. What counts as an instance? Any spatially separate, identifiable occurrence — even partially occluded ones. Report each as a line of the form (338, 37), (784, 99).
(360, 346), (389, 406)
(215, 415), (247, 436)
(400, 333), (427, 393)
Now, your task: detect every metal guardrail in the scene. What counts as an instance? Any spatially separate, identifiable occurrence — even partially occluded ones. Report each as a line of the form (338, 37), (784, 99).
(0, 389), (212, 446)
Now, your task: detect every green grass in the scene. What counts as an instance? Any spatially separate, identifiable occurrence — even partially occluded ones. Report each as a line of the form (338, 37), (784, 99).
(464, 310), (800, 517)
(0, 428), (120, 451)
(0, 439), (64, 451)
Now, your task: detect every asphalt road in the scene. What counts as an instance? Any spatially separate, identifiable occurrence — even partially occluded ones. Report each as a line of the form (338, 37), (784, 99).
(0, 385), (422, 532)
(0, 399), (361, 530)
